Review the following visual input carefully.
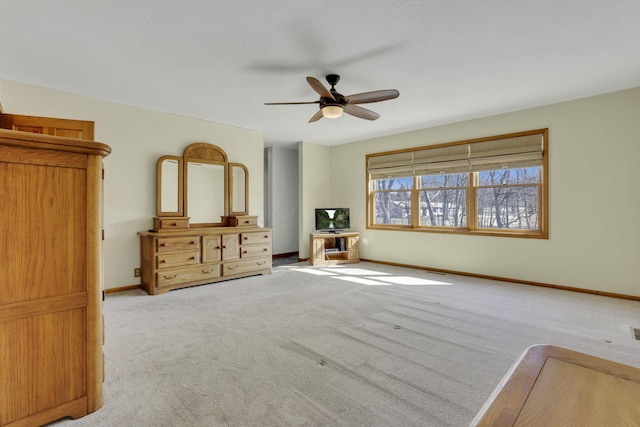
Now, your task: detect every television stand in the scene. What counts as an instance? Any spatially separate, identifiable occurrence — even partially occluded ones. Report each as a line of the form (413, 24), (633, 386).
(309, 232), (359, 266)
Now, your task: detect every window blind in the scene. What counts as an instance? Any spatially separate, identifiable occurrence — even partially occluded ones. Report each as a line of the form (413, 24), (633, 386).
(367, 132), (544, 178)
(468, 134), (543, 171)
(412, 144), (470, 175)
(367, 151), (414, 178)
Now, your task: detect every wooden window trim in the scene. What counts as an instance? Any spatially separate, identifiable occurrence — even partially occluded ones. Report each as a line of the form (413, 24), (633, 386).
(366, 129), (548, 239)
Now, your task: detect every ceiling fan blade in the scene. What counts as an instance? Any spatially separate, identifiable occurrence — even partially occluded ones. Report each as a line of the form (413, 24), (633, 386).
(306, 76), (336, 101)
(264, 101), (319, 105)
(308, 110), (324, 123)
(344, 104), (380, 121)
(346, 89), (399, 104)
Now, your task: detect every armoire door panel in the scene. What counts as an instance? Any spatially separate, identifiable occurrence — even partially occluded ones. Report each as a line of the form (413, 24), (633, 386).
(0, 308), (87, 425)
(0, 162), (86, 305)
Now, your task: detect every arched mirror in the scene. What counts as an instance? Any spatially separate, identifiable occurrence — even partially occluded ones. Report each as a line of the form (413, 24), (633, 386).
(183, 143), (228, 227)
(154, 142), (250, 230)
(187, 161), (226, 225)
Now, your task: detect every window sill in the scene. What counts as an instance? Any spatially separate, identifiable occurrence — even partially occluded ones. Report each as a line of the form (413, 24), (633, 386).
(367, 225), (548, 239)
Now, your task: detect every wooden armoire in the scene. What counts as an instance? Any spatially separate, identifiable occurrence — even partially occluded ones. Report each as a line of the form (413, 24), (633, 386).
(0, 128), (111, 426)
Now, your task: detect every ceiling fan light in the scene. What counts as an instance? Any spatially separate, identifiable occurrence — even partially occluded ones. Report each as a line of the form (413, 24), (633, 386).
(321, 105), (344, 119)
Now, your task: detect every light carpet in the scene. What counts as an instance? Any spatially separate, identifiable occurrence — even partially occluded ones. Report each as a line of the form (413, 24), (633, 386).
(51, 262), (640, 426)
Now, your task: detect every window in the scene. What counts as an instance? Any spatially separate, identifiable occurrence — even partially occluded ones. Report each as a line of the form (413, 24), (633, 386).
(367, 129), (548, 238)
(475, 167), (540, 230)
(419, 173), (468, 227)
(372, 176), (413, 225)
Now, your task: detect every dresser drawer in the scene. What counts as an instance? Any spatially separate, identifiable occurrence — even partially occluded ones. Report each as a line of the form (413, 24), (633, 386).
(156, 236), (200, 253)
(153, 217), (190, 231)
(228, 215), (258, 227)
(157, 264), (221, 288)
(241, 231), (271, 245)
(223, 256), (271, 276)
(242, 243), (271, 258)
(156, 250), (200, 269)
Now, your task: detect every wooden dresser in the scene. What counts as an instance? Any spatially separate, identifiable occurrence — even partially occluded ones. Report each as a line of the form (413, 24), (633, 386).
(0, 129), (111, 426)
(138, 227), (272, 295)
(139, 142), (271, 295)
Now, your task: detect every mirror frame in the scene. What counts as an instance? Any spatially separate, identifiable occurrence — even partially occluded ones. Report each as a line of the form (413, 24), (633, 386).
(155, 142), (250, 229)
(229, 162), (249, 216)
(156, 155), (183, 217)
(183, 143), (228, 227)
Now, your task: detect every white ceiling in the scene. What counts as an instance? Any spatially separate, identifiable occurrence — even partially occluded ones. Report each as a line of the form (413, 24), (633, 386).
(1, 1), (640, 147)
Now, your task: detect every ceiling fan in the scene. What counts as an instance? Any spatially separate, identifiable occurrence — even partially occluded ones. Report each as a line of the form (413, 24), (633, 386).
(265, 74), (399, 122)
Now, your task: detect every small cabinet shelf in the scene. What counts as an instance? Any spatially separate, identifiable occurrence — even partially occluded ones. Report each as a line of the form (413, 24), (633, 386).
(309, 232), (359, 266)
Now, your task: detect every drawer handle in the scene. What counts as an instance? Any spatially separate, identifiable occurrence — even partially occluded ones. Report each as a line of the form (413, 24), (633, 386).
(202, 268), (214, 274)
(190, 256), (197, 260)
(263, 235), (269, 239)
(263, 248), (268, 252)
(244, 220), (250, 224)
(160, 243), (169, 247)
(171, 222), (178, 226)
(190, 241), (197, 245)
(161, 260), (167, 263)
(227, 265), (238, 271)
(257, 260), (267, 265)
(164, 273), (178, 279)
(243, 250), (247, 254)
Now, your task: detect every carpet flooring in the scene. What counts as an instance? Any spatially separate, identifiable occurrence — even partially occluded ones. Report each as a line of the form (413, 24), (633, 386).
(50, 262), (640, 426)
(271, 254), (300, 267)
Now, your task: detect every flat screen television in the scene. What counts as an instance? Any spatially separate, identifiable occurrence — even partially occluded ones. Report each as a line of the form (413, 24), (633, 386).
(315, 208), (350, 232)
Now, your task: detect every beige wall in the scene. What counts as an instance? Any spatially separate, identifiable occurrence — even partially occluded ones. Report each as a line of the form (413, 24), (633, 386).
(298, 141), (331, 258)
(330, 88), (640, 297)
(1, 79), (264, 290)
(3, 78), (638, 297)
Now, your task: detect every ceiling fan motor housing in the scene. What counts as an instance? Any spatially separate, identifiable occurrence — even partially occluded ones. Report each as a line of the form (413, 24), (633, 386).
(321, 95), (346, 108)
(326, 74), (341, 87)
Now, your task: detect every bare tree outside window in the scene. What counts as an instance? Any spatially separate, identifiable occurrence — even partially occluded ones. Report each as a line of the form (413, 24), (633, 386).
(419, 173), (467, 227)
(476, 167), (540, 230)
(373, 177), (412, 225)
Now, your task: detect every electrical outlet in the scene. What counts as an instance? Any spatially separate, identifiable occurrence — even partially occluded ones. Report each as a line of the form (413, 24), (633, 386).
(134, 268), (141, 277)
